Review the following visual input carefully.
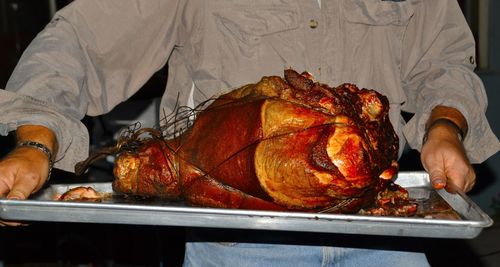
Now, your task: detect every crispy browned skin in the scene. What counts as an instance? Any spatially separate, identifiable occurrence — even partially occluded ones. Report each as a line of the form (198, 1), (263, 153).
(113, 69), (406, 214)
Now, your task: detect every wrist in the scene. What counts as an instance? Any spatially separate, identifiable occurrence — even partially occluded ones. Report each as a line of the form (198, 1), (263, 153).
(423, 119), (463, 145)
(15, 125), (58, 183)
(16, 141), (54, 182)
(16, 125), (58, 155)
(424, 106), (468, 145)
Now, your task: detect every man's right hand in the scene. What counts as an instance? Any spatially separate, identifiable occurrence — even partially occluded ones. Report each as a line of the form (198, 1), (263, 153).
(0, 125), (57, 226)
(0, 146), (51, 199)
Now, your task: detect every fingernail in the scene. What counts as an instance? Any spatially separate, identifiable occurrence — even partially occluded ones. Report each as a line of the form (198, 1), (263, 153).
(7, 195), (22, 200)
(432, 179), (445, 187)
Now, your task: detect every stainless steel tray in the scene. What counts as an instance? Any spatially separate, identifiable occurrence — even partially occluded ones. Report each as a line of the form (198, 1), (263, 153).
(0, 171), (492, 239)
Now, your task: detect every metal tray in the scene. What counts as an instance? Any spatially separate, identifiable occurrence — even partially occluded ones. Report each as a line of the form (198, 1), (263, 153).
(0, 171), (492, 239)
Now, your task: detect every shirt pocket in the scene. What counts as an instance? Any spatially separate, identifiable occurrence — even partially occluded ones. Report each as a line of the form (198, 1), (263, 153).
(213, 2), (299, 46)
(341, 0), (414, 26)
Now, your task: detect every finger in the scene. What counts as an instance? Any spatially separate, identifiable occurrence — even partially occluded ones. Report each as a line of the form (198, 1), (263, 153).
(444, 172), (465, 194)
(463, 168), (476, 193)
(444, 180), (459, 194)
(0, 176), (31, 227)
(0, 220), (28, 227)
(443, 164), (474, 193)
(428, 169), (447, 190)
(0, 176), (12, 198)
(6, 173), (39, 200)
(0, 166), (16, 197)
(6, 188), (29, 200)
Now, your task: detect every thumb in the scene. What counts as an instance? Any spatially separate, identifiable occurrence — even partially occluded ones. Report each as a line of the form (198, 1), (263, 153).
(6, 188), (30, 200)
(428, 169), (447, 190)
(6, 175), (39, 200)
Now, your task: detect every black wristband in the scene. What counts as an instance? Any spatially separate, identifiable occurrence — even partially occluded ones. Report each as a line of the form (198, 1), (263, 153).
(423, 118), (464, 144)
(16, 141), (54, 182)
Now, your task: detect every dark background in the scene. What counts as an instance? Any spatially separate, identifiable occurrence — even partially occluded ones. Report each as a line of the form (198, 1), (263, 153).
(0, 1), (499, 266)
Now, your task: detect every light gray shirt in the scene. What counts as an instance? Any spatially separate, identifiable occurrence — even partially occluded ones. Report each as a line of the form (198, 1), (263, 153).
(1, 0), (499, 172)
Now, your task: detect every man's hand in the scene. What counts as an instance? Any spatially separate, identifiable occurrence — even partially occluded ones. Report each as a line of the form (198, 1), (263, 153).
(0, 125), (57, 226)
(0, 147), (51, 226)
(0, 146), (51, 199)
(420, 106), (475, 193)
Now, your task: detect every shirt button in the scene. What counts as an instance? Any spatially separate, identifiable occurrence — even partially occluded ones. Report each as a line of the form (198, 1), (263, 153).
(309, 19), (319, 29)
(469, 56), (475, 64)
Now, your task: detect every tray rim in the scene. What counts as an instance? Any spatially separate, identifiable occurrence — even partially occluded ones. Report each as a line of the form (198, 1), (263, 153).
(0, 199), (492, 227)
(0, 171), (493, 239)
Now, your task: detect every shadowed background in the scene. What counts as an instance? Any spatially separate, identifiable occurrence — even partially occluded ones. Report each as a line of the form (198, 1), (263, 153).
(0, 1), (498, 266)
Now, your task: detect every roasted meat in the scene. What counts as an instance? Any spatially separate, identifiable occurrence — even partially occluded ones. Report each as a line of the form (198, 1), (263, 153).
(80, 69), (415, 215)
(57, 186), (103, 202)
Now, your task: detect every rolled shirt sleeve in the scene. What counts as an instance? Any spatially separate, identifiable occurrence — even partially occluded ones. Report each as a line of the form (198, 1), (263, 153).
(1, 0), (498, 173)
(0, 0), (182, 171)
(400, 0), (499, 163)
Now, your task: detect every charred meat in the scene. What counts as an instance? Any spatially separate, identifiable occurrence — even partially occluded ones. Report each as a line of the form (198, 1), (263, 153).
(79, 69), (415, 215)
